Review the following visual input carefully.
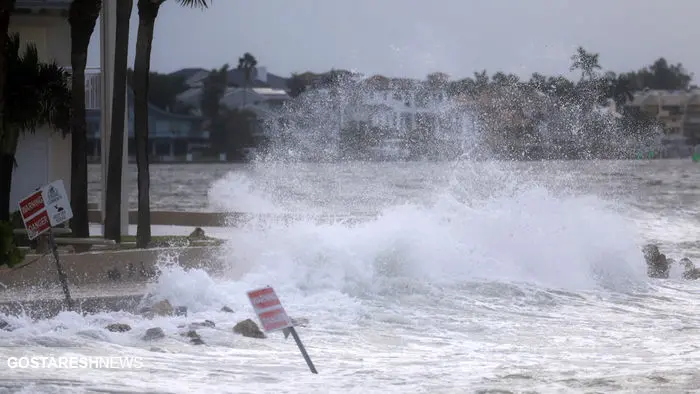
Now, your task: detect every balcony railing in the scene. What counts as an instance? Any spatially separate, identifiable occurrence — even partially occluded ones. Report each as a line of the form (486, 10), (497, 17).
(64, 67), (102, 110)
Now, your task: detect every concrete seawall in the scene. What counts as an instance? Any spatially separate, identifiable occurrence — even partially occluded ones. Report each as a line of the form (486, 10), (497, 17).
(0, 246), (223, 290)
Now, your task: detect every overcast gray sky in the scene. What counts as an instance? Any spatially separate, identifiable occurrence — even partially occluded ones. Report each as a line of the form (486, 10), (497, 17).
(86, 0), (699, 81)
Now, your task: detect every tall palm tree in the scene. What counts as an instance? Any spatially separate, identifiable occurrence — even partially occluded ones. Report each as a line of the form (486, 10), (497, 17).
(0, 0), (17, 222)
(0, 34), (72, 219)
(104, 0), (133, 241)
(133, 0), (209, 248)
(68, 0), (102, 238)
(237, 52), (257, 107)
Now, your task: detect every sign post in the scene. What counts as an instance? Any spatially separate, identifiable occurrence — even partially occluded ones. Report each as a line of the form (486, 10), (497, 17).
(18, 180), (74, 310)
(247, 286), (318, 374)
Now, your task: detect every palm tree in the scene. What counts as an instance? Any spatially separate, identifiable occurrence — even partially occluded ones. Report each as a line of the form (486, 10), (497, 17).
(0, 34), (72, 219)
(237, 52), (257, 107)
(0, 0), (17, 222)
(133, 0), (209, 248)
(570, 46), (601, 81)
(104, 0), (133, 242)
(68, 0), (102, 238)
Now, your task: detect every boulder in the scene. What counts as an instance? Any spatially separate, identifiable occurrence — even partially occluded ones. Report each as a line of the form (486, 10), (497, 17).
(233, 319), (266, 339)
(643, 244), (670, 278)
(190, 320), (216, 329)
(150, 300), (174, 317)
(142, 327), (165, 341)
(181, 330), (205, 345)
(174, 306), (188, 317)
(220, 306), (234, 313)
(680, 258), (700, 280)
(189, 227), (206, 240)
(0, 320), (9, 331)
(106, 323), (131, 333)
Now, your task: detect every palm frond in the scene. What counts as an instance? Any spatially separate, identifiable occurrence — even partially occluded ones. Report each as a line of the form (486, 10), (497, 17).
(3, 33), (72, 136)
(176, 0), (209, 8)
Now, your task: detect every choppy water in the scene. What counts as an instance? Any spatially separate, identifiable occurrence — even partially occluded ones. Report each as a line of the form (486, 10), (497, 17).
(1, 159), (699, 393)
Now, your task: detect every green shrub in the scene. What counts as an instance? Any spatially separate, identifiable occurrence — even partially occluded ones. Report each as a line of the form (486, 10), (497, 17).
(0, 220), (24, 267)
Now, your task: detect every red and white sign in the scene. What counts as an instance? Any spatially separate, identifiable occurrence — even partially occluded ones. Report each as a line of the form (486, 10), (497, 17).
(247, 287), (293, 332)
(17, 180), (73, 240)
(19, 190), (45, 221)
(24, 210), (51, 240)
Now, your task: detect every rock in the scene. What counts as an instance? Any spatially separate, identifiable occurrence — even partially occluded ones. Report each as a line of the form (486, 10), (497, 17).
(190, 320), (216, 329)
(189, 227), (206, 240)
(106, 323), (131, 333)
(643, 244), (670, 278)
(181, 329), (205, 345)
(291, 317), (309, 327)
(151, 300), (174, 316)
(220, 306), (234, 313)
(680, 258), (700, 280)
(233, 319), (266, 339)
(0, 319), (12, 331)
(142, 327), (165, 341)
(175, 306), (188, 317)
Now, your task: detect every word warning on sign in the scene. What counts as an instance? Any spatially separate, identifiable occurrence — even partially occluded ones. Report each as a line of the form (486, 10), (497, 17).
(247, 287), (293, 332)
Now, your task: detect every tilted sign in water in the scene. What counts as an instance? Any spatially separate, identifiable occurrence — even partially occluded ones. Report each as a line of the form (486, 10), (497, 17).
(247, 286), (318, 374)
(17, 180), (74, 310)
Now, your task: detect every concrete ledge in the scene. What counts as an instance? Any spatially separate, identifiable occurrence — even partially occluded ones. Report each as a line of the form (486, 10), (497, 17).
(87, 210), (374, 227)
(0, 246), (223, 289)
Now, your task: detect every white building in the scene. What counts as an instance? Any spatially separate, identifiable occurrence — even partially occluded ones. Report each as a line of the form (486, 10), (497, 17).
(10, 0), (129, 234)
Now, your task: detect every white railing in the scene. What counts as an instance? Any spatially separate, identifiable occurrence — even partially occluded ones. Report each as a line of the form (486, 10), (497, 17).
(64, 67), (102, 110)
(84, 68), (101, 110)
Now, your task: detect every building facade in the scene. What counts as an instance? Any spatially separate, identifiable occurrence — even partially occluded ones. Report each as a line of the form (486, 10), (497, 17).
(85, 86), (206, 162)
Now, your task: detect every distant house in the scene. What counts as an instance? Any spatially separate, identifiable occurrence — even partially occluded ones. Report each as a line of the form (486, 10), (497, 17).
(173, 66), (291, 112)
(86, 88), (206, 162)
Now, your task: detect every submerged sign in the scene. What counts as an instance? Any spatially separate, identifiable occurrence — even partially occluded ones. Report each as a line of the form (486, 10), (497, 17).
(246, 286), (318, 374)
(247, 286), (293, 332)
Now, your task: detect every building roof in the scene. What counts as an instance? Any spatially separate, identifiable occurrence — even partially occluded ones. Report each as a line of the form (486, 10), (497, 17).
(170, 67), (290, 91)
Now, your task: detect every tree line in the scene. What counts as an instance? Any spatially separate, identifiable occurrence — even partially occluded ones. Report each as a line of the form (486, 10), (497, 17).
(0, 0), (210, 267)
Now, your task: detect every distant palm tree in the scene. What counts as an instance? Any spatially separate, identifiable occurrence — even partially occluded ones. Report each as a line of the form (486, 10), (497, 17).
(68, 0), (102, 238)
(570, 46), (601, 81)
(104, 0), (132, 242)
(132, 0), (209, 248)
(0, 34), (71, 220)
(237, 52), (258, 107)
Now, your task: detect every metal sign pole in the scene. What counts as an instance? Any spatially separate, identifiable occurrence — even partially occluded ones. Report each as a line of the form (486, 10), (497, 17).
(289, 326), (317, 374)
(47, 229), (73, 311)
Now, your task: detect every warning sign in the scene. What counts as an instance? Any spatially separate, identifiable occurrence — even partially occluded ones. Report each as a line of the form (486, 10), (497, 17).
(19, 190), (45, 221)
(17, 179), (73, 239)
(247, 287), (293, 332)
(24, 210), (51, 240)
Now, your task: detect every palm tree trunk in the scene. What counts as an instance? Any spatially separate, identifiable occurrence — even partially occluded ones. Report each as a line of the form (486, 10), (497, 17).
(133, 0), (162, 248)
(104, 0), (132, 241)
(0, 0), (16, 221)
(68, 0), (101, 238)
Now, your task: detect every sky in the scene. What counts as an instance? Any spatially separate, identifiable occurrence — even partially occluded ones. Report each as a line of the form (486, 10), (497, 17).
(86, 0), (700, 82)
